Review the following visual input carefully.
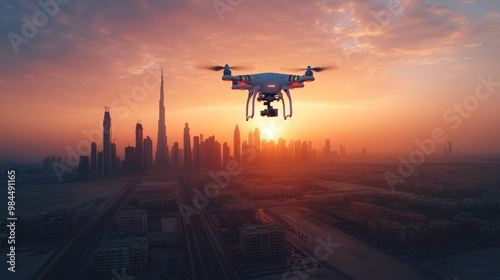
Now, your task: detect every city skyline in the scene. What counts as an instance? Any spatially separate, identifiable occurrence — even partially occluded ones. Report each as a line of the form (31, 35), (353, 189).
(31, 74), (476, 169)
(1, 0), (500, 163)
(39, 69), (388, 168)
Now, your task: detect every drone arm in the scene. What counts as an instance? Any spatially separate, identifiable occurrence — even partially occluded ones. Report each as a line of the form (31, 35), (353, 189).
(299, 76), (315, 82)
(222, 75), (238, 81)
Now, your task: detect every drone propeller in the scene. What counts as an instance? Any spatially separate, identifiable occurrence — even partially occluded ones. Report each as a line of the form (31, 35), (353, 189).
(197, 64), (255, 72)
(283, 65), (338, 72)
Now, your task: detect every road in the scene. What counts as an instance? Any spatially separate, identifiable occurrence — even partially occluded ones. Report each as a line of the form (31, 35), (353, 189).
(258, 204), (428, 280)
(30, 178), (138, 280)
(178, 175), (247, 280)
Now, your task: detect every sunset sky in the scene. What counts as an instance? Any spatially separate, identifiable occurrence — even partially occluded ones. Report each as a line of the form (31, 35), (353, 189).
(1, 0), (499, 163)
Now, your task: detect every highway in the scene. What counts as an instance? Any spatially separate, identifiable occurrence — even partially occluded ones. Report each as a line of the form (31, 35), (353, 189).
(30, 179), (138, 280)
(31, 172), (245, 279)
(178, 175), (247, 280)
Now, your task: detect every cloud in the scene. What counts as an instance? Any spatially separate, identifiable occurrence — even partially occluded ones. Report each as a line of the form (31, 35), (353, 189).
(2, 0), (490, 85)
(460, 0), (475, 5)
(354, 0), (470, 55)
(485, 12), (500, 19)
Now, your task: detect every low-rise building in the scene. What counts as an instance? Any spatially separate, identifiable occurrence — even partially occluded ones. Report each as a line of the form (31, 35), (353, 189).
(239, 223), (286, 259)
(118, 209), (147, 237)
(32, 209), (77, 242)
(222, 201), (255, 227)
(93, 237), (148, 273)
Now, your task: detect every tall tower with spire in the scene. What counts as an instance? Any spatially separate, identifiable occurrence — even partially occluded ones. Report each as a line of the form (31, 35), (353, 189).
(103, 107), (111, 176)
(156, 68), (169, 167)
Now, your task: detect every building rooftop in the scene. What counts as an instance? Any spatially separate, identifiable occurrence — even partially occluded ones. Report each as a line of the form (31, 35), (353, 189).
(239, 223), (283, 235)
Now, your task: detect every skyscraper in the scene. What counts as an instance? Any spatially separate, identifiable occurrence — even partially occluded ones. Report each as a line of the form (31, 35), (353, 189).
(193, 136), (200, 169)
(215, 140), (222, 168)
(103, 108), (111, 176)
(267, 140), (276, 162)
(241, 140), (248, 162)
(302, 141), (308, 161)
(144, 136), (153, 171)
(111, 141), (117, 174)
(155, 68), (169, 167)
(253, 128), (260, 161)
(183, 123), (192, 168)
(124, 146), (135, 174)
(135, 122), (143, 172)
(172, 142), (179, 166)
(90, 141), (97, 172)
(324, 139), (331, 158)
(295, 140), (301, 162)
(277, 138), (287, 162)
(339, 145), (346, 156)
(79, 156), (90, 181)
(234, 125), (241, 163)
(97, 151), (103, 171)
(248, 132), (253, 149)
(202, 135), (222, 168)
(222, 142), (230, 166)
(199, 134), (205, 167)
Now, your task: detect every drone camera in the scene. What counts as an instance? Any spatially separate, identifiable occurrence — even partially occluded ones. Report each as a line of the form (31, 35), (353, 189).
(270, 108), (278, 117)
(260, 108), (278, 117)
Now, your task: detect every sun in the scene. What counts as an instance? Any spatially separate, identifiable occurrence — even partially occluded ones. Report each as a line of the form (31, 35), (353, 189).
(254, 118), (282, 142)
(262, 127), (276, 141)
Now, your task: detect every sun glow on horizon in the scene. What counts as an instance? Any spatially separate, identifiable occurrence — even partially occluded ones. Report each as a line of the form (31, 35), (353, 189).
(262, 127), (276, 141)
(251, 116), (286, 142)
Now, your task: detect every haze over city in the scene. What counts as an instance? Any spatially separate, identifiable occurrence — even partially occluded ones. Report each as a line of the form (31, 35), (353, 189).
(1, 0), (500, 163)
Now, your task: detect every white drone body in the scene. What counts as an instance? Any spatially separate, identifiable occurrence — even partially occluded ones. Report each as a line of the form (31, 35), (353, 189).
(219, 64), (319, 120)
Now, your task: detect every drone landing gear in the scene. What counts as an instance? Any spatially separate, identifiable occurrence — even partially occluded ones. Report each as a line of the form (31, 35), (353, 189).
(246, 88), (259, 121)
(281, 89), (292, 120)
(245, 88), (293, 120)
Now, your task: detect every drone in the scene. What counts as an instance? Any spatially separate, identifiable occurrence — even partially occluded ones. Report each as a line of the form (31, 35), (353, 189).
(202, 64), (335, 120)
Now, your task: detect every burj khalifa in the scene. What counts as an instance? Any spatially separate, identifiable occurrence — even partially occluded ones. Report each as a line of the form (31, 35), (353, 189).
(155, 68), (169, 167)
